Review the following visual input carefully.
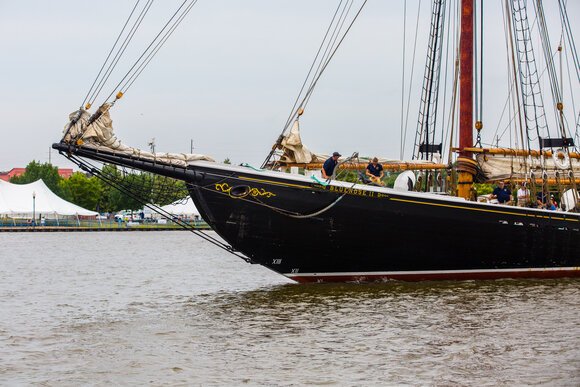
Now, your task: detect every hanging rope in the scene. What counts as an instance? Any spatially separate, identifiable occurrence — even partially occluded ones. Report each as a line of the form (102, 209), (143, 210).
(197, 175), (356, 220)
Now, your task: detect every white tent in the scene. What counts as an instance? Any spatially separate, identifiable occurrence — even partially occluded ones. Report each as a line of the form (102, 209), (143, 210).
(0, 179), (98, 218)
(159, 197), (200, 217)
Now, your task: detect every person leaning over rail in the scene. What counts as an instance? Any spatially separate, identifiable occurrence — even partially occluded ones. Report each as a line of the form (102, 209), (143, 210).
(322, 151), (341, 179)
(490, 181), (512, 205)
(365, 157), (384, 186)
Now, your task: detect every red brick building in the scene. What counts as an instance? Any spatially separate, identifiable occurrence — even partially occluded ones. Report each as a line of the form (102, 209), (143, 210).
(0, 168), (73, 182)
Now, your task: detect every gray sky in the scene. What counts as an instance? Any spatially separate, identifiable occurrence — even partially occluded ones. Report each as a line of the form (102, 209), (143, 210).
(0, 0), (578, 171)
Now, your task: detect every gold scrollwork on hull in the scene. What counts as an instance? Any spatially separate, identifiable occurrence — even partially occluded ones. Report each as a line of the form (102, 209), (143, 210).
(215, 182), (276, 199)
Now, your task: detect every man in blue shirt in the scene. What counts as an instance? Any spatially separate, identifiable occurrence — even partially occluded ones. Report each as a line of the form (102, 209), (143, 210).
(365, 157), (384, 185)
(322, 151), (341, 179)
(491, 181), (512, 204)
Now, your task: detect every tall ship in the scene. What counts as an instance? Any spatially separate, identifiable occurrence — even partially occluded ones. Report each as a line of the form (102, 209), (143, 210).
(54, 0), (580, 282)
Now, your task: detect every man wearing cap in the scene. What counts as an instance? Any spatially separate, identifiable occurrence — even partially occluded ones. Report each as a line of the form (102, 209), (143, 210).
(322, 152), (341, 179)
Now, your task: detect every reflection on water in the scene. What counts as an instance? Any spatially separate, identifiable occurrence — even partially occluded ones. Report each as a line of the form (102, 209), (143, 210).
(0, 232), (579, 385)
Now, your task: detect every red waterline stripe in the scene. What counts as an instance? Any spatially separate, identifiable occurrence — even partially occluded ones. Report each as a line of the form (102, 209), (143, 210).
(287, 269), (580, 283)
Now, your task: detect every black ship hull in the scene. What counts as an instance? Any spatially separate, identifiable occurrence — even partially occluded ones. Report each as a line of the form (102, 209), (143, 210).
(54, 143), (580, 283)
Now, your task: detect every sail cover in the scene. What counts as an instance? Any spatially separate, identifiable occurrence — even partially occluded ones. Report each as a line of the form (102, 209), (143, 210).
(63, 104), (215, 167)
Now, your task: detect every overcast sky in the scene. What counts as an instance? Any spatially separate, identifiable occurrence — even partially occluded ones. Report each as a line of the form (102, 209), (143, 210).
(0, 0), (578, 171)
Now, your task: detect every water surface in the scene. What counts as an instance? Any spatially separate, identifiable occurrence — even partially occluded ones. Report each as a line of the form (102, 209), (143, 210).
(1, 232), (579, 385)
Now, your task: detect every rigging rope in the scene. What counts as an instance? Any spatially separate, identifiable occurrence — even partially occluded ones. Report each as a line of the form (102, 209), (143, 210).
(439, 0), (454, 156)
(400, 0), (407, 160)
(557, 0), (580, 84)
(62, 152), (251, 262)
(104, 0), (200, 103)
(119, 0), (199, 95)
(401, 0), (423, 161)
(413, 0), (447, 161)
(260, 0), (348, 169)
(262, 0), (369, 169)
(79, 0), (201, 112)
(474, 0), (484, 147)
(534, 2), (566, 139)
(81, 0), (143, 109)
(88, 0), (155, 108)
(510, 0), (550, 145)
(303, 0), (355, 109)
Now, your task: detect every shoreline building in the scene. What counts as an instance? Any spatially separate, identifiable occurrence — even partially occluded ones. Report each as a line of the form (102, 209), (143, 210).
(0, 168), (73, 182)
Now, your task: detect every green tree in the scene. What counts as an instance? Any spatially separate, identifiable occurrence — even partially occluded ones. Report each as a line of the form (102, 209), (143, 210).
(96, 164), (125, 213)
(96, 165), (146, 212)
(474, 183), (493, 196)
(10, 161), (63, 195)
(223, 158), (231, 164)
(59, 172), (103, 211)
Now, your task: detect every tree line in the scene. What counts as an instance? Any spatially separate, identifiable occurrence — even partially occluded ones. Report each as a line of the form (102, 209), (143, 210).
(9, 161), (187, 213)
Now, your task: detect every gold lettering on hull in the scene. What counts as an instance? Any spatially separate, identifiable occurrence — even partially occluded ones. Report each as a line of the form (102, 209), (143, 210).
(328, 185), (377, 198)
(215, 182), (276, 198)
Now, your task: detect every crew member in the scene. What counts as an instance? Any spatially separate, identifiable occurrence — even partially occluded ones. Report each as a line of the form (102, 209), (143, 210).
(322, 152), (341, 179)
(536, 189), (549, 208)
(365, 157), (384, 185)
(516, 182), (530, 207)
(490, 181), (512, 204)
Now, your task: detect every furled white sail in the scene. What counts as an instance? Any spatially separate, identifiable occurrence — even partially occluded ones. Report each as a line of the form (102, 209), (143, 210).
(476, 153), (580, 181)
(279, 120), (315, 163)
(63, 104), (215, 167)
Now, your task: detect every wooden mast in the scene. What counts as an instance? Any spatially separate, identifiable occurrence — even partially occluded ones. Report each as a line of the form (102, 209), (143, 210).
(456, 0), (477, 199)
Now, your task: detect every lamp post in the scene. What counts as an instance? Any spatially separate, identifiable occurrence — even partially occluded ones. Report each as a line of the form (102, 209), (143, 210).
(32, 191), (36, 227)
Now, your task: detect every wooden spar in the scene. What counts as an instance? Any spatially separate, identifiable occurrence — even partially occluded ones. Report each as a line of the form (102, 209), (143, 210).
(279, 162), (448, 171)
(456, 0), (476, 199)
(454, 147), (580, 159)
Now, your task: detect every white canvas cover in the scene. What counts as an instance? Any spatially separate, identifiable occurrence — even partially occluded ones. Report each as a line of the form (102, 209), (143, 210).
(159, 197), (200, 217)
(63, 104), (215, 167)
(0, 179), (98, 217)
